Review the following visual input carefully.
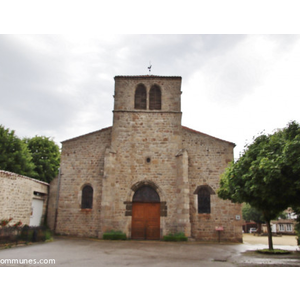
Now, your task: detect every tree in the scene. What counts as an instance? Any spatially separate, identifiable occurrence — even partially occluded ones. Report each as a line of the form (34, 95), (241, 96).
(242, 203), (265, 233)
(292, 206), (300, 245)
(23, 136), (60, 183)
(218, 121), (300, 250)
(0, 125), (36, 177)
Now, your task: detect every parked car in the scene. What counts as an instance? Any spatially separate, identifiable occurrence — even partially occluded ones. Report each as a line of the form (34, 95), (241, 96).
(249, 228), (257, 233)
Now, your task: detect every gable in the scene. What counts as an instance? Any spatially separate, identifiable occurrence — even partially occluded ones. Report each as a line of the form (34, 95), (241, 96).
(182, 126), (235, 147)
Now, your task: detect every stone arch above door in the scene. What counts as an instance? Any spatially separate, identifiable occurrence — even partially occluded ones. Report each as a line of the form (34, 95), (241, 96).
(130, 180), (160, 193)
(132, 185), (160, 203)
(124, 180), (167, 218)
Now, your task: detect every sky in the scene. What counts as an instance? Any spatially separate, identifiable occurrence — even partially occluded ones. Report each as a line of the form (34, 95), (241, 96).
(1, 34), (300, 159)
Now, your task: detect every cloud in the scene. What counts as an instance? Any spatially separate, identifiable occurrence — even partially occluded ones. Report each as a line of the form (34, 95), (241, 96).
(1, 34), (300, 160)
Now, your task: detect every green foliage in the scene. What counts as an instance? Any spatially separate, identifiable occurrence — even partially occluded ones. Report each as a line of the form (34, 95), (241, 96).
(163, 232), (188, 242)
(103, 230), (127, 240)
(23, 136), (60, 183)
(0, 220), (52, 245)
(295, 221), (300, 245)
(218, 121), (300, 216)
(0, 125), (36, 177)
(218, 121), (300, 250)
(20, 225), (52, 242)
(0, 124), (60, 183)
(44, 229), (53, 241)
(256, 249), (291, 255)
(242, 203), (265, 223)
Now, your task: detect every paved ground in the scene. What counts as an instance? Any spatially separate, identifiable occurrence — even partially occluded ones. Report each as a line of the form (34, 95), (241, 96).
(243, 233), (298, 246)
(1, 234), (299, 267)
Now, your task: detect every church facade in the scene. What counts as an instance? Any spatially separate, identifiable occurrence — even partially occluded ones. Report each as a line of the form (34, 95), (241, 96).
(47, 75), (242, 242)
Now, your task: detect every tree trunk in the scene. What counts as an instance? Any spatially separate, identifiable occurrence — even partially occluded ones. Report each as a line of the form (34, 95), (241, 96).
(257, 223), (261, 234)
(266, 219), (273, 250)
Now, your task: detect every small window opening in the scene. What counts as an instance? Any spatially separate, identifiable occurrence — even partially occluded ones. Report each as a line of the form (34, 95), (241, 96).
(135, 84), (147, 109)
(149, 85), (161, 110)
(33, 191), (46, 196)
(82, 185), (93, 209)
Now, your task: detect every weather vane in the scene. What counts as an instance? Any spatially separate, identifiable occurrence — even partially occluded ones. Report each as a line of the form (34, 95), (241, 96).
(148, 61), (152, 74)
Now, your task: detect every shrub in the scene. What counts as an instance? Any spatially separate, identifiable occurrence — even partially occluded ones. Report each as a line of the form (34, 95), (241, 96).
(163, 232), (188, 242)
(1, 222), (53, 246)
(44, 229), (53, 241)
(103, 230), (127, 240)
(20, 225), (52, 242)
(256, 249), (291, 255)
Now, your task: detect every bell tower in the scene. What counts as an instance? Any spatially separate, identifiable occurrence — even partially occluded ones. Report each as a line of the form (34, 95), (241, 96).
(111, 75), (183, 149)
(113, 75), (182, 113)
(101, 75), (191, 238)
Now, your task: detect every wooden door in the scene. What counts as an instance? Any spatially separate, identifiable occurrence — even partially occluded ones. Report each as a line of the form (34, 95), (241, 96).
(132, 203), (160, 240)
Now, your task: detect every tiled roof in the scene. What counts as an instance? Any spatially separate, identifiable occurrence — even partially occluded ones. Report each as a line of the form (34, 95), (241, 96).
(115, 75), (181, 79)
(61, 126), (112, 143)
(272, 219), (296, 224)
(0, 170), (49, 186)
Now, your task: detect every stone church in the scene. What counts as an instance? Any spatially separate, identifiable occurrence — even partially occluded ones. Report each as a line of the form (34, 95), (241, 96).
(47, 75), (242, 242)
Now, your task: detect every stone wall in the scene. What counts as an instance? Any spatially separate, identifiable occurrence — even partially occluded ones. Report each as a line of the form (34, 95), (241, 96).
(103, 111), (189, 237)
(114, 76), (181, 112)
(182, 127), (243, 242)
(47, 176), (58, 231)
(50, 127), (112, 237)
(0, 170), (49, 226)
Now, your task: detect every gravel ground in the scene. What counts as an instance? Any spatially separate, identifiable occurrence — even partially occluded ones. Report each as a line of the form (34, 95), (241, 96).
(243, 233), (298, 246)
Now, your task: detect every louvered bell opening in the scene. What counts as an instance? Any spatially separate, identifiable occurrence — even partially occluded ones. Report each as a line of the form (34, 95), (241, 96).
(134, 84), (147, 109)
(149, 85), (161, 110)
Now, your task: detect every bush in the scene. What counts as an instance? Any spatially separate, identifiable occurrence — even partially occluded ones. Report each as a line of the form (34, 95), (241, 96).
(20, 225), (52, 242)
(256, 249), (291, 255)
(0, 222), (53, 246)
(163, 232), (188, 242)
(103, 230), (127, 240)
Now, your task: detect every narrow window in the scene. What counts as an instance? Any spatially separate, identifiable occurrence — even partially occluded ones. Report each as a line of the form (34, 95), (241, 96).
(82, 185), (93, 209)
(198, 187), (211, 214)
(149, 85), (161, 110)
(134, 84), (146, 109)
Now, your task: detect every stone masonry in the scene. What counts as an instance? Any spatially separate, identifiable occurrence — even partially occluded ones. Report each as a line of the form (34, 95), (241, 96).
(48, 75), (242, 242)
(0, 170), (49, 226)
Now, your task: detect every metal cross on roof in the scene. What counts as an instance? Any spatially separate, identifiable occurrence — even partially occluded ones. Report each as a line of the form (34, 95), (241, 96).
(148, 62), (152, 74)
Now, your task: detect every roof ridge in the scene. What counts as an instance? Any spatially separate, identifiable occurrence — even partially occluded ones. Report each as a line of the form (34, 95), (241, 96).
(115, 75), (181, 78)
(61, 126), (112, 143)
(182, 125), (235, 146)
(0, 170), (49, 185)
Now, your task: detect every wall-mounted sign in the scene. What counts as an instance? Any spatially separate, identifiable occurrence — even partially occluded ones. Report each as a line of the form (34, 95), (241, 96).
(215, 226), (224, 231)
(236, 215), (241, 220)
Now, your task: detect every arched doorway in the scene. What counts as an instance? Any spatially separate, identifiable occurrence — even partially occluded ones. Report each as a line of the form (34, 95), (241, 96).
(131, 185), (160, 240)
